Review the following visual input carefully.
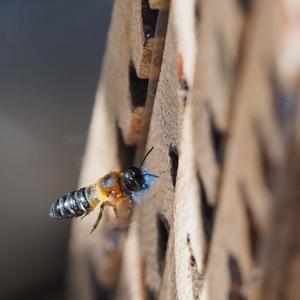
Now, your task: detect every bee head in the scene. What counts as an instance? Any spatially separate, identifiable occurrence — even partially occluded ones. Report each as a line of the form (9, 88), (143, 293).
(123, 167), (145, 192)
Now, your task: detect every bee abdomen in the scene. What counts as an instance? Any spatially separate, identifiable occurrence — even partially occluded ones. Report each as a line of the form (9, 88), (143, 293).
(50, 187), (91, 219)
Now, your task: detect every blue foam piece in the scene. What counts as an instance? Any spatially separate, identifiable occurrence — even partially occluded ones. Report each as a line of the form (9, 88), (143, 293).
(131, 166), (157, 203)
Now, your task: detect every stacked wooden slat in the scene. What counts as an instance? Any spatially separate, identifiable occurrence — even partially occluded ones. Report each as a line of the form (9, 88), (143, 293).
(67, 1), (160, 299)
(68, 0), (300, 299)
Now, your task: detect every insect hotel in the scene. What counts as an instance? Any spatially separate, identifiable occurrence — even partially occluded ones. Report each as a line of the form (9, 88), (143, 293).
(62, 0), (300, 299)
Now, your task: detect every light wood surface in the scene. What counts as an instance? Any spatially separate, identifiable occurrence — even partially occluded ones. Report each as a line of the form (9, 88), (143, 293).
(68, 0), (300, 299)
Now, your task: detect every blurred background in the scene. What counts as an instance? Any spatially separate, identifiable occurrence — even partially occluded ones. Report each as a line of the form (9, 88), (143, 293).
(0, 1), (113, 299)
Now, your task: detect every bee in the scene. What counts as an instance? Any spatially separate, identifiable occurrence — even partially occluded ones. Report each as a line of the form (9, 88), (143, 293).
(49, 147), (158, 233)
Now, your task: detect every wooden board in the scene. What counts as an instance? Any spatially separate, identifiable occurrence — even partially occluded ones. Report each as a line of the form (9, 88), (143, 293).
(67, 0), (300, 299)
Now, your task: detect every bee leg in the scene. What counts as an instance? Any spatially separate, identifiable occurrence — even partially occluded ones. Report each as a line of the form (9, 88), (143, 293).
(104, 201), (119, 219)
(113, 205), (118, 218)
(90, 203), (105, 234)
(81, 209), (91, 220)
(117, 196), (132, 214)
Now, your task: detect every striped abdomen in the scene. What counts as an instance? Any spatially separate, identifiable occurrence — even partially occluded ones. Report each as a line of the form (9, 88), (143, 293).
(49, 187), (91, 219)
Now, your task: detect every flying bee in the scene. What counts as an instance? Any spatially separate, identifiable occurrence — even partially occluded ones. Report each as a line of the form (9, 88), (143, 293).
(49, 147), (158, 233)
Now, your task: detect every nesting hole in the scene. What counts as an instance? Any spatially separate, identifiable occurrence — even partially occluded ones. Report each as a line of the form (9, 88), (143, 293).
(253, 124), (276, 191)
(274, 89), (294, 125)
(129, 62), (149, 108)
(236, 0), (251, 15)
(259, 141), (273, 191)
(238, 181), (260, 263)
(275, 90), (294, 124)
(169, 145), (179, 188)
(194, 0), (201, 24)
(145, 287), (156, 300)
(90, 267), (114, 300)
(196, 172), (215, 246)
(176, 54), (189, 104)
(116, 124), (136, 169)
(271, 73), (295, 131)
(187, 234), (197, 268)
(157, 213), (170, 275)
(187, 234), (204, 298)
(142, 0), (159, 38)
(208, 108), (226, 166)
(179, 78), (189, 104)
(228, 254), (245, 300)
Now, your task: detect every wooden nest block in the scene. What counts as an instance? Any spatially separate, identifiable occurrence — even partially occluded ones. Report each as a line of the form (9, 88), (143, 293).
(101, 0), (161, 145)
(68, 0), (300, 299)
